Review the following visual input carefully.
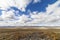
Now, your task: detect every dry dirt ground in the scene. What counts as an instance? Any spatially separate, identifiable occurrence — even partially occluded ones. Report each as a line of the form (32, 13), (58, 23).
(0, 28), (60, 40)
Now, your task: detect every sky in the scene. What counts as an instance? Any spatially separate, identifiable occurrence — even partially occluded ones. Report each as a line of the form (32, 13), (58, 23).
(0, 0), (60, 27)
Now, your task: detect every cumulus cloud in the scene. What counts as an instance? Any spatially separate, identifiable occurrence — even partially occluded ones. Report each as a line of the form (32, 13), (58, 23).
(13, 0), (32, 12)
(0, 0), (15, 10)
(0, 0), (60, 26)
(23, 0), (60, 26)
(0, 9), (17, 21)
(26, 0), (60, 26)
(33, 0), (41, 3)
(0, 0), (31, 11)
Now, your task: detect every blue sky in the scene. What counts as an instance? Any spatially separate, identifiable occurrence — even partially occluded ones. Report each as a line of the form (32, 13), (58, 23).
(0, 0), (60, 27)
(6, 0), (57, 15)
(1, 0), (57, 16)
(26, 0), (57, 12)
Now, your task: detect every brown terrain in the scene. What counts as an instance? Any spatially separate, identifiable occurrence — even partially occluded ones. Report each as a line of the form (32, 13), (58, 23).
(0, 28), (60, 40)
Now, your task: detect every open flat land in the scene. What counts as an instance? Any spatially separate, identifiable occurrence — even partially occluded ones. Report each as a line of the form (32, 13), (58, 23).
(0, 28), (60, 40)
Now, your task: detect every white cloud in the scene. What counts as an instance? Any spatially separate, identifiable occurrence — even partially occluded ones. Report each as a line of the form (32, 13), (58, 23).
(33, 0), (41, 3)
(0, 9), (16, 21)
(0, 0), (31, 11)
(0, 0), (15, 10)
(24, 0), (60, 26)
(13, 0), (32, 12)
(0, 0), (60, 26)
